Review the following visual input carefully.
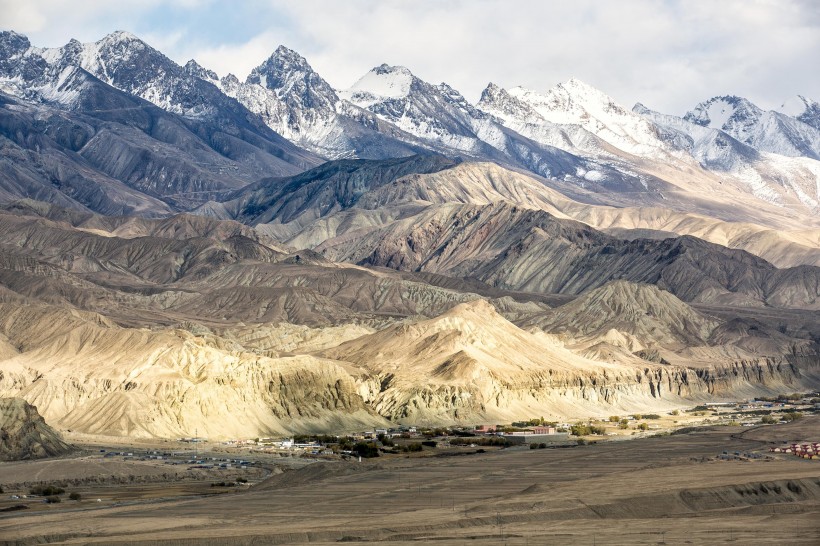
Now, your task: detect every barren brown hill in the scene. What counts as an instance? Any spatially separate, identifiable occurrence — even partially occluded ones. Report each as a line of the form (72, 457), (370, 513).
(0, 203), (816, 437)
(523, 280), (720, 351)
(318, 201), (819, 309)
(218, 159), (820, 269)
(322, 300), (818, 425)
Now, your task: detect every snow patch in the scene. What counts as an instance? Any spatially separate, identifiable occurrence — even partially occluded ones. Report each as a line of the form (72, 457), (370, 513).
(703, 99), (735, 130)
(345, 64), (413, 101)
(778, 96), (809, 118)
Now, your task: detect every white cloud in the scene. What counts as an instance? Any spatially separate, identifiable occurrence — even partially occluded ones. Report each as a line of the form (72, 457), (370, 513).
(0, 0), (177, 44)
(1, 0), (818, 114)
(187, 31), (284, 79)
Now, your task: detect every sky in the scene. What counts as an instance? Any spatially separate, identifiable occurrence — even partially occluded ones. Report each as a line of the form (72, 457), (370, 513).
(1, 0), (818, 114)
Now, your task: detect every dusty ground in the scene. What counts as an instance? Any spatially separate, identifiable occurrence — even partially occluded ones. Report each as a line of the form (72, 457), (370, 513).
(0, 418), (818, 545)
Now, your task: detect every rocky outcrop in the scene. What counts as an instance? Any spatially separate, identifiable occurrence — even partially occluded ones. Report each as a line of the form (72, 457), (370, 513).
(0, 397), (73, 460)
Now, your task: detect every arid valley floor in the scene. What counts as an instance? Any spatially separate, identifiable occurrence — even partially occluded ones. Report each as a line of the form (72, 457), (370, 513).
(1, 417), (818, 545)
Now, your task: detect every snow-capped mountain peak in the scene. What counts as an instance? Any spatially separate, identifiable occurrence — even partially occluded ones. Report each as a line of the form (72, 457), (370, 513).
(684, 95), (820, 159)
(0, 30), (32, 72)
(477, 82), (544, 124)
(100, 30), (140, 44)
(248, 46), (310, 87)
(505, 78), (632, 124)
(245, 45), (338, 107)
(777, 95), (820, 131)
(683, 96), (764, 139)
(342, 64), (415, 105)
(222, 73), (240, 86)
(184, 59), (218, 83)
(490, 78), (669, 157)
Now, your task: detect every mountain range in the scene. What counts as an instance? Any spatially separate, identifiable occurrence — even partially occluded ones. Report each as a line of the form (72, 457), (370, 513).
(0, 30), (818, 438)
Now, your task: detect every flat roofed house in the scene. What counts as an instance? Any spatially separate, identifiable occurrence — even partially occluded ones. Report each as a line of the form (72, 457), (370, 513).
(532, 426), (556, 435)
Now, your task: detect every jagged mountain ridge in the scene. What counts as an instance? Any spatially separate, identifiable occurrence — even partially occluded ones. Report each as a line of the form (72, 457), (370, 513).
(185, 47), (670, 195)
(201, 154), (820, 284)
(478, 80), (820, 214)
(634, 102), (820, 210)
(0, 204), (533, 327)
(685, 95), (820, 159)
(0, 30), (322, 214)
(313, 199), (819, 309)
(338, 64), (656, 192)
(196, 154), (461, 228)
(217, 46), (430, 159)
(778, 95), (820, 131)
(2, 29), (819, 224)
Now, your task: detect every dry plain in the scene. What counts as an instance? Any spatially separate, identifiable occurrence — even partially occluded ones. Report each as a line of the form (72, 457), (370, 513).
(0, 418), (818, 545)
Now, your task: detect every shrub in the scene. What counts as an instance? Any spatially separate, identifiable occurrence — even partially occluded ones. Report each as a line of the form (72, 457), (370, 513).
(618, 420), (629, 429)
(69, 492), (81, 501)
(782, 412), (803, 422)
(632, 414), (643, 420)
(637, 423), (649, 431)
(235, 477), (248, 483)
(609, 416), (620, 422)
(30, 485), (65, 496)
(377, 434), (394, 446)
(761, 415), (777, 424)
(642, 414), (661, 420)
(570, 424), (606, 436)
(44, 496), (61, 504)
(400, 442), (423, 453)
(421, 440), (437, 448)
(671, 410), (680, 416)
(353, 442), (380, 458)
(529, 443), (538, 450)
(538, 443), (547, 449)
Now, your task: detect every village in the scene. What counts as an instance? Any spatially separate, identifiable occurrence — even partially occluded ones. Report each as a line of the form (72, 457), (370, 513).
(195, 392), (820, 460)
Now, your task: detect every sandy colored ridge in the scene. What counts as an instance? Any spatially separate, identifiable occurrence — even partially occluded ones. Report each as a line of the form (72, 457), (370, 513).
(0, 397), (73, 460)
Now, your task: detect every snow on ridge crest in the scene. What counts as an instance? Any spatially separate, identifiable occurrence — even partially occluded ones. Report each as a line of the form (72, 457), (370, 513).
(343, 63), (414, 103)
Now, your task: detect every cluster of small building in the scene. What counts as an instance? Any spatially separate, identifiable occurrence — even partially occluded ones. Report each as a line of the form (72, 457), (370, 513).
(474, 424), (571, 445)
(187, 457), (255, 470)
(770, 443), (820, 460)
(98, 448), (256, 469)
(252, 438), (331, 453)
